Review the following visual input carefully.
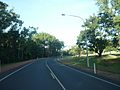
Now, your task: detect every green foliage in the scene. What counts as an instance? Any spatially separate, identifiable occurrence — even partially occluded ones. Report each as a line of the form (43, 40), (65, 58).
(0, 1), (64, 64)
(0, 1), (23, 32)
(68, 45), (81, 56)
(0, 1), (23, 64)
(32, 32), (64, 57)
(111, 0), (120, 14)
(60, 54), (120, 74)
(96, 0), (109, 12)
(96, 0), (120, 45)
(77, 0), (120, 57)
(77, 15), (109, 57)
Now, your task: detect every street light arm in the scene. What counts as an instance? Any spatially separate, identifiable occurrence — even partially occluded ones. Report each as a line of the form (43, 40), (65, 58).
(61, 13), (89, 67)
(68, 15), (85, 23)
(61, 14), (85, 23)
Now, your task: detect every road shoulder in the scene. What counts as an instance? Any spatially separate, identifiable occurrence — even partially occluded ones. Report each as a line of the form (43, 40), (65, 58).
(58, 60), (120, 86)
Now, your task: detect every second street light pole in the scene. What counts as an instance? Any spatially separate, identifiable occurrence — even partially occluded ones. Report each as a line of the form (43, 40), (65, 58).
(61, 14), (89, 67)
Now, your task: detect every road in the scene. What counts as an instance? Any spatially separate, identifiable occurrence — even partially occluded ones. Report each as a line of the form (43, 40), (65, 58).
(0, 58), (120, 90)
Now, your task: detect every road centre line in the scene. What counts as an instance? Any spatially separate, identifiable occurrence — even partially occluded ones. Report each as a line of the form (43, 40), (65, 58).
(0, 62), (33, 82)
(57, 61), (120, 88)
(46, 60), (66, 90)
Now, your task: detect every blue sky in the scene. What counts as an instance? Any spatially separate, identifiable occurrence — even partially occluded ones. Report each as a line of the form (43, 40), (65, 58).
(2, 0), (98, 49)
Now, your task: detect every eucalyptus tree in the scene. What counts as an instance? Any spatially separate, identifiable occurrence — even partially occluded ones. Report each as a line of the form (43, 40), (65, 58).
(68, 45), (81, 57)
(77, 15), (109, 57)
(19, 27), (37, 60)
(77, 0), (120, 57)
(0, 1), (38, 64)
(96, 0), (120, 48)
(32, 32), (64, 57)
(0, 1), (23, 64)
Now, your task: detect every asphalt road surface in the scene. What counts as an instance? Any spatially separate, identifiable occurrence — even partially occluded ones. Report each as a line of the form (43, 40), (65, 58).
(0, 58), (120, 90)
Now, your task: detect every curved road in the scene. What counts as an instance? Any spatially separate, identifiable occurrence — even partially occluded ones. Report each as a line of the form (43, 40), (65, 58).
(0, 58), (120, 90)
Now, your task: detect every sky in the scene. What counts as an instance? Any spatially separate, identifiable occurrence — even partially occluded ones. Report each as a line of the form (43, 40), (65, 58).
(1, 0), (98, 49)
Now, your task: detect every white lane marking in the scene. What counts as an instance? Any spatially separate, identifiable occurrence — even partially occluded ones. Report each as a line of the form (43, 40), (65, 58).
(51, 73), (55, 79)
(0, 62), (33, 82)
(58, 61), (120, 88)
(46, 60), (66, 90)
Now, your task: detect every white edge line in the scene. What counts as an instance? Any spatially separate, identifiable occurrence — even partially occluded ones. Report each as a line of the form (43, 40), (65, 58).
(58, 62), (120, 88)
(0, 62), (33, 82)
(45, 60), (66, 90)
(51, 73), (55, 79)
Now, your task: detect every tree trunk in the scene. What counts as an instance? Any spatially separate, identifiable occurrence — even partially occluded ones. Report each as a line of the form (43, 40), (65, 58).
(98, 52), (102, 57)
(78, 50), (81, 57)
(98, 50), (103, 57)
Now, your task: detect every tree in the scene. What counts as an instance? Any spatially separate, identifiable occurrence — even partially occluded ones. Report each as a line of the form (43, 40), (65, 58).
(77, 15), (109, 57)
(69, 45), (81, 57)
(19, 27), (37, 60)
(0, 1), (23, 64)
(0, 1), (39, 64)
(96, 0), (120, 48)
(95, 0), (120, 14)
(32, 32), (64, 57)
(77, 0), (120, 57)
(0, 1), (23, 32)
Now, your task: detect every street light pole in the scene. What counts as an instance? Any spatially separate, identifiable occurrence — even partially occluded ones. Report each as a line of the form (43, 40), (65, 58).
(61, 14), (89, 67)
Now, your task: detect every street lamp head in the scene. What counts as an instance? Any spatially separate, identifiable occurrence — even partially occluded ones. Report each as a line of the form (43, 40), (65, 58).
(61, 14), (65, 16)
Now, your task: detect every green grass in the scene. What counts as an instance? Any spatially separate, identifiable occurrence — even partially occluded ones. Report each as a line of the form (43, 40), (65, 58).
(60, 53), (120, 74)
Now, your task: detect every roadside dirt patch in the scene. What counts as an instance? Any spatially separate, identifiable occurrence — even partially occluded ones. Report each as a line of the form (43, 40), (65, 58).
(97, 70), (120, 82)
(0, 60), (34, 74)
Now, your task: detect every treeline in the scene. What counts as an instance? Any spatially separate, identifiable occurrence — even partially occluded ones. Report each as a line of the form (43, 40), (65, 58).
(0, 1), (64, 64)
(77, 0), (120, 57)
(32, 33), (64, 57)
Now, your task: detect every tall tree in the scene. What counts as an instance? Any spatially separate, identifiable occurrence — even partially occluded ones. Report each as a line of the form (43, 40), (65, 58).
(0, 1), (23, 64)
(69, 45), (81, 57)
(96, 0), (120, 48)
(32, 32), (64, 57)
(19, 27), (37, 60)
(77, 15), (109, 57)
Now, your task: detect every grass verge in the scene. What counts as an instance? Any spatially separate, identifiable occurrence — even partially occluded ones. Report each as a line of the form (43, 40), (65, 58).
(59, 54), (120, 81)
